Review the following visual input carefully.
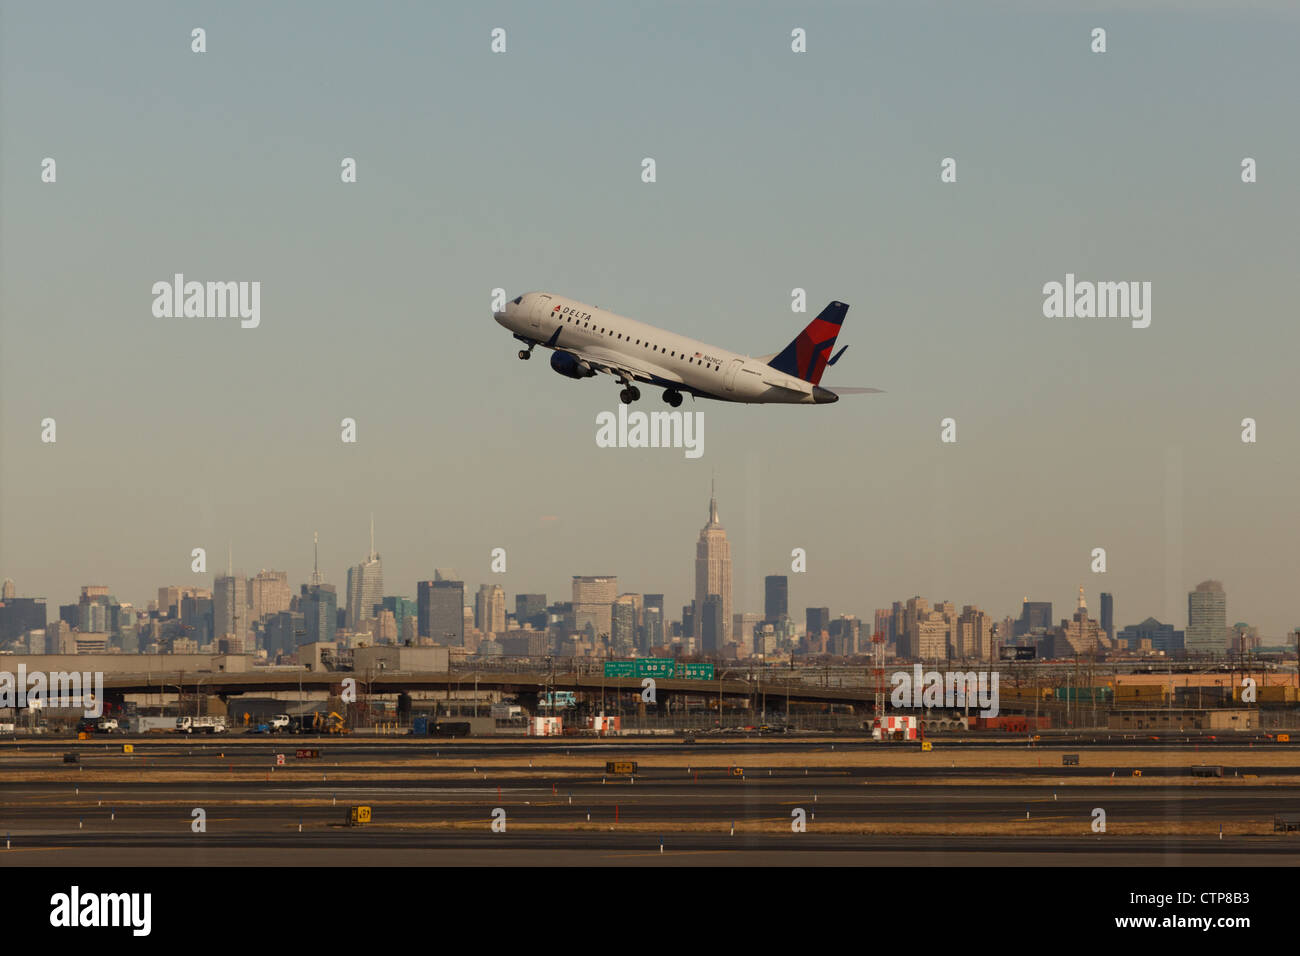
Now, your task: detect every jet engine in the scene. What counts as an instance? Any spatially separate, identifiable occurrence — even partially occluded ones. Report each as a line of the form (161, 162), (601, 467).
(550, 351), (595, 379)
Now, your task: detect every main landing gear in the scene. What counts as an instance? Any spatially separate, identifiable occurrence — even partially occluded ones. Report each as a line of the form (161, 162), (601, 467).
(619, 386), (642, 404)
(662, 389), (683, 408)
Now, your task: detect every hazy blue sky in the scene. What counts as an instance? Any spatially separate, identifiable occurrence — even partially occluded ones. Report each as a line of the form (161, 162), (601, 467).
(3, 1), (1297, 636)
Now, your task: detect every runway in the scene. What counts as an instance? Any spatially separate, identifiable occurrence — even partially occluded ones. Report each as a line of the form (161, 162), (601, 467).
(2, 737), (1298, 865)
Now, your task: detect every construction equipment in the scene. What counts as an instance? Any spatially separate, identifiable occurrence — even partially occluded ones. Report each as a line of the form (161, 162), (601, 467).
(290, 711), (348, 735)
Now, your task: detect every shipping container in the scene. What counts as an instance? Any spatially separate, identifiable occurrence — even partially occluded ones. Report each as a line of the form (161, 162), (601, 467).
(1053, 687), (1113, 703)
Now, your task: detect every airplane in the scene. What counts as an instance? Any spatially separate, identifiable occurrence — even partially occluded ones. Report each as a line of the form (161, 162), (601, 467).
(493, 292), (878, 406)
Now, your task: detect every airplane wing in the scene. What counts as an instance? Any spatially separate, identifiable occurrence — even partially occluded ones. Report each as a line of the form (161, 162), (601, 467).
(565, 347), (682, 389)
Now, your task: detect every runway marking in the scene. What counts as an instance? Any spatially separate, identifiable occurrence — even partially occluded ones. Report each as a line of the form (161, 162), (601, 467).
(604, 849), (739, 858)
(0, 846), (71, 854)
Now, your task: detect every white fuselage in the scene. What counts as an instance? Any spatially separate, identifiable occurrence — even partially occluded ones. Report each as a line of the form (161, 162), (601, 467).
(494, 292), (825, 404)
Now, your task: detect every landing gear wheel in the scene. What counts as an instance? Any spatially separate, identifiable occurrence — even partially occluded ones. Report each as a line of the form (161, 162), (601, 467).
(663, 389), (683, 407)
(619, 388), (634, 404)
(518, 349), (531, 360)
(628, 386), (641, 401)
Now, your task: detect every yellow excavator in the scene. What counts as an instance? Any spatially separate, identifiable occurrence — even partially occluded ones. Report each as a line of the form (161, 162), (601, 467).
(319, 711), (348, 735)
(290, 711), (349, 735)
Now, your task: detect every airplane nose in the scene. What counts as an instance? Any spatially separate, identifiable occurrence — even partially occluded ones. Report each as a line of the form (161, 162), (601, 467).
(812, 386), (839, 404)
(493, 308), (508, 325)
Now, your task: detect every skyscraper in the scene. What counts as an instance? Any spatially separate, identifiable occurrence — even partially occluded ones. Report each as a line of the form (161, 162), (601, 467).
(515, 594), (547, 628)
(642, 603), (664, 653)
(300, 584), (337, 645)
(1186, 580), (1227, 657)
(214, 574), (250, 646)
(475, 584), (506, 635)
(764, 575), (788, 623)
(612, 596), (638, 655)
(250, 570), (292, 624)
(265, 610), (305, 657)
(806, 606), (831, 640)
(381, 596), (418, 643)
(642, 594), (664, 652)
(418, 579), (464, 645)
(700, 594), (724, 654)
(695, 483), (733, 647)
(1099, 592), (1114, 643)
(954, 605), (993, 661)
(0, 593), (46, 642)
(572, 576), (618, 642)
(1017, 600), (1053, 636)
(346, 518), (384, 631)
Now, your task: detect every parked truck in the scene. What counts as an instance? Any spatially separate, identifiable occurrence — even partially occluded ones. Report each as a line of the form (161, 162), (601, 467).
(175, 715), (227, 735)
(125, 716), (178, 734)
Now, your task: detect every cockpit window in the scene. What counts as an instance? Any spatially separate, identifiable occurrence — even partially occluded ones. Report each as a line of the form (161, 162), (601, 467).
(512, 296), (522, 305)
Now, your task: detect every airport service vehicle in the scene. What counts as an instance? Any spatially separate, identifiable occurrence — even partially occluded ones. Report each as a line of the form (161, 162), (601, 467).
(175, 715), (227, 735)
(0, 722), (15, 735)
(124, 716), (176, 734)
(250, 713), (291, 734)
(494, 292), (880, 406)
(290, 712), (347, 735)
(96, 718), (119, 733)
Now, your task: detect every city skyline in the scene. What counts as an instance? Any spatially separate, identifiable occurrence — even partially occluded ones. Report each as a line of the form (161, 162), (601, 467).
(2, 555), (1290, 650)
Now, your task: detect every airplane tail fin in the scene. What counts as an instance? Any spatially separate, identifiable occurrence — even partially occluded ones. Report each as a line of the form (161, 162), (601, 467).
(766, 301), (848, 386)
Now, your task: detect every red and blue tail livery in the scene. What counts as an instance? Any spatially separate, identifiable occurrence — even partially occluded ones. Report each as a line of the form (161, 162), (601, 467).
(766, 301), (849, 386)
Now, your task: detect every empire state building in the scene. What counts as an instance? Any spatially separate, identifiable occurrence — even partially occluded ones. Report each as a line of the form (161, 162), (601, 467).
(694, 482), (733, 650)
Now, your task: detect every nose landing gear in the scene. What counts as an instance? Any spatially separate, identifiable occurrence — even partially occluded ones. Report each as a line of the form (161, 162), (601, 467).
(518, 347), (533, 360)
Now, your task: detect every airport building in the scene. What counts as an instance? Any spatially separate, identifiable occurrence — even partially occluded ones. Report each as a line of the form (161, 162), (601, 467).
(1108, 708), (1256, 732)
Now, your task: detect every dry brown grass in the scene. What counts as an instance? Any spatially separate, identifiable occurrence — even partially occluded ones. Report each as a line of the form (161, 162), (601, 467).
(335, 818), (1286, 837)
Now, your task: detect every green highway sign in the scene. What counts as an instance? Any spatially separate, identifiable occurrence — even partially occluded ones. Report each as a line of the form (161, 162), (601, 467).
(676, 663), (715, 680)
(603, 661), (635, 678)
(635, 658), (676, 678)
